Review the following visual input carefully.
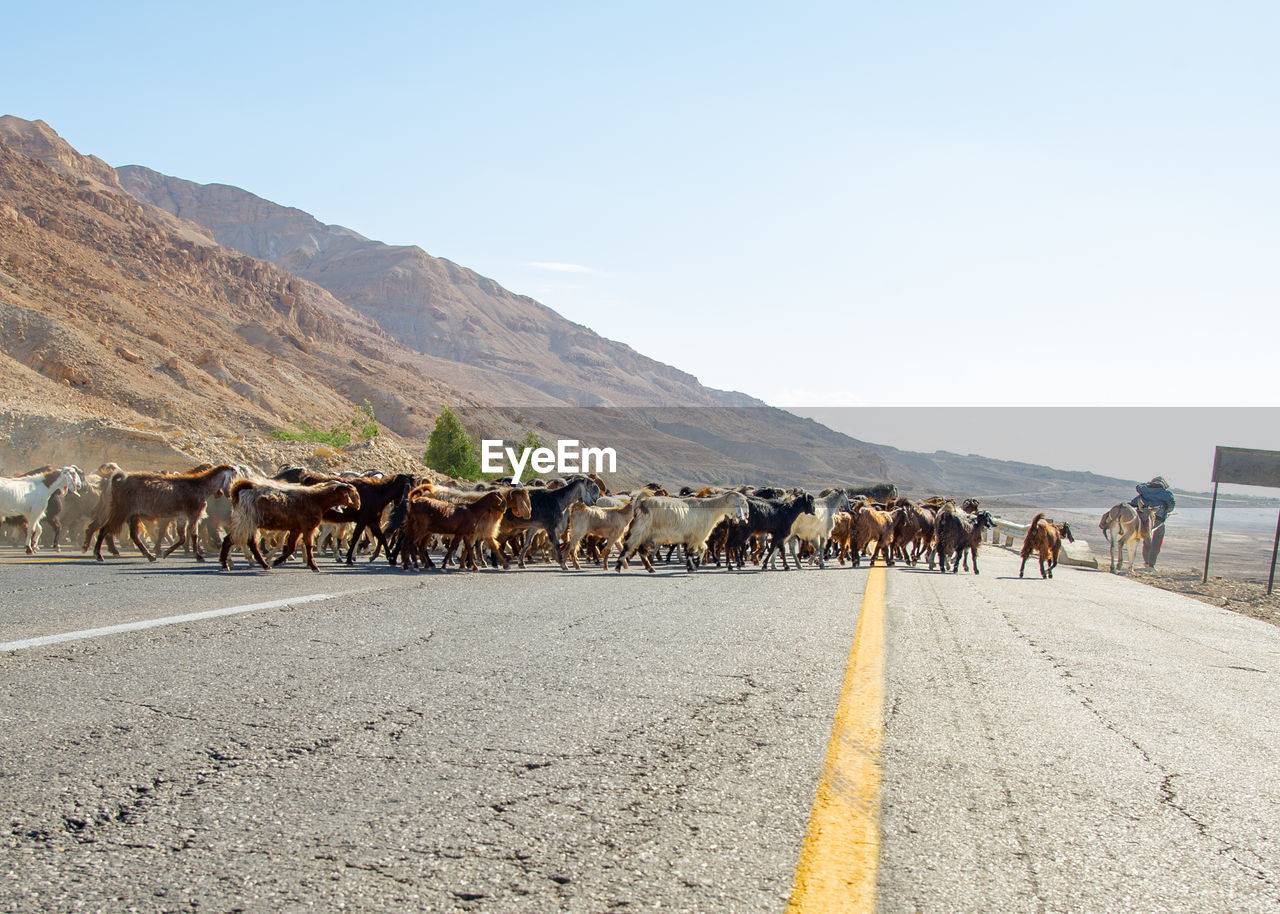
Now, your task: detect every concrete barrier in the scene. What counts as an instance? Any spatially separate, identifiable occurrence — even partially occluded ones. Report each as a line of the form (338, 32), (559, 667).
(985, 516), (1099, 569)
(1057, 539), (1100, 569)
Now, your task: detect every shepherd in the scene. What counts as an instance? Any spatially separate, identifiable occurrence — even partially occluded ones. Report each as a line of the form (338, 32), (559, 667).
(1131, 476), (1175, 568)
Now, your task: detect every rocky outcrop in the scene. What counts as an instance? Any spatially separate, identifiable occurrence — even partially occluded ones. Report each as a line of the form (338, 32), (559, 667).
(115, 164), (761, 409)
(0, 117), (976, 491)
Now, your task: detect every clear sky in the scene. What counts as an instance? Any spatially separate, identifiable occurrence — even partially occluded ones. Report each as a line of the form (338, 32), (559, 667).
(4, 2), (1278, 468)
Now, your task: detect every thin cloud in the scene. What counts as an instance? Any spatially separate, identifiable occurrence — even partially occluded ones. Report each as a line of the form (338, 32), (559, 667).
(524, 262), (595, 274)
(770, 390), (869, 408)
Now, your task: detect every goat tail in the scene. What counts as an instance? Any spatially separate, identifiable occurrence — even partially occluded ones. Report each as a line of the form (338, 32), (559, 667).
(384, 496), (409, 539)
(230, 478), (257, 507)
(622, 507), (652, 553)
(227, 489), (262, 545)
(1021, 513), (1046, 560)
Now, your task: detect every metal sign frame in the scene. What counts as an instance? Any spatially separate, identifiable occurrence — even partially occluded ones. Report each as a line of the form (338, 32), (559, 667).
(1203, 446), (1280, 593)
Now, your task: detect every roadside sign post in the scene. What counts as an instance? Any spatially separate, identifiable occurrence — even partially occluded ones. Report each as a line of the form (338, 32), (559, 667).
(1271, 509), (1280, 595)
(1202, 481), (1219, 585)
(1204, 446), (1280, 594)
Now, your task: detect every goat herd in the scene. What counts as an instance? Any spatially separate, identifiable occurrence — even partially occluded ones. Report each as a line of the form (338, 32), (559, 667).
(0, 461), (1080, 580)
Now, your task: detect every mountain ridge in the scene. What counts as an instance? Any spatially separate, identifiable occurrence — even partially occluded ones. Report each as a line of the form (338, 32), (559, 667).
(0, 114), (1136, 502)
(115, 163), (760, 409)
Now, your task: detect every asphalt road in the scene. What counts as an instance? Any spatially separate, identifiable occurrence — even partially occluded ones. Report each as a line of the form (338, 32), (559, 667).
(879, 552), (1280, 913)
(1, 546), (1278, 912)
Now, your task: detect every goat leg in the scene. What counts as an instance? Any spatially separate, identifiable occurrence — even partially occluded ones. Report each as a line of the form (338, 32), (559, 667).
(343, 523), (366, 565)
(248, 535), (271, 570)
(129, 517), (157, 562)
(190, 519), (207, 562)
(272, 531), (301, 567)
(303, 531), (320, 572)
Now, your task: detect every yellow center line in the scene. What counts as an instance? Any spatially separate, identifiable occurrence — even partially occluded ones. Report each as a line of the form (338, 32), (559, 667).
(0, 557), (87, 564)
(787, 564), (887, 914)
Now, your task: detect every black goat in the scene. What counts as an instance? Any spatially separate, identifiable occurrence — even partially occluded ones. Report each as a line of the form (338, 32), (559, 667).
(934, 502), (997, 574)
(725, 492), (816, 571)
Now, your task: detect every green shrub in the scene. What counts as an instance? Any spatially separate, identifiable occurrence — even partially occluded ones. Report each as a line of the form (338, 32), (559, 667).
(270, 401), (380, 448)
(423, 407), (483, 479)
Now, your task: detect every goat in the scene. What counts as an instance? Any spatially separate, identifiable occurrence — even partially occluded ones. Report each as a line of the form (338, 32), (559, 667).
(850, 482), (898, 504)
(565, 500), (639, 570)
(78, 463), (126, 554)
(0, 468), (78, 554)
(473, 487), (532, 569)
(92, 465), (236, 562)
(788, 489), (850, 569)
(400, 490), (509, 571)
(219, 479), (360, 572)
(724, 493), (816, 571)
(934, 502), (997, 574)
(617, 491), (750, 573)
(396, 484), (532, 570)
(7, 465), (87, 550)
(892, 500), (936, 566)
(829, 511), (855, 564)
(272, 470), (414, 565)
(850, 501), (896, 568)
(499, 477), (600, 570)
(327, 472), (414, 565)
(1019, 513), (1075, 579)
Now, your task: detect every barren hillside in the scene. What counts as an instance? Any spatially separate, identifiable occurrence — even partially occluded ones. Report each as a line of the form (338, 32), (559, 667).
(116, 164), (758, 410)
(0, 115), (1136, 500)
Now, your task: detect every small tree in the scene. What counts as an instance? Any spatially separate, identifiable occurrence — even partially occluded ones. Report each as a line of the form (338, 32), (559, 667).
(352, 400), (379, 441)
(423, 407), (482, 479)
(514, 430), (544, 483)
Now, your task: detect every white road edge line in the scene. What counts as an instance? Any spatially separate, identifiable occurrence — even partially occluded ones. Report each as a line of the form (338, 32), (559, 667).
(0, 593), (337, 653)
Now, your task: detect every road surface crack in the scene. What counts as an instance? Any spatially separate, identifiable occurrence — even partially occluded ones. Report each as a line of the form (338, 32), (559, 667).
(1001, 611), (1280, 898)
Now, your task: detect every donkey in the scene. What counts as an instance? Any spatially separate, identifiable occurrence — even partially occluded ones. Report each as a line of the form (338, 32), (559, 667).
(1099, 502), (1155, 573)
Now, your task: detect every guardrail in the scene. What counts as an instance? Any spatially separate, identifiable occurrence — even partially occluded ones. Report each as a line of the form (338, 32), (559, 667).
(983, 516), (1099, 569)
(986, 517), (1029, 548)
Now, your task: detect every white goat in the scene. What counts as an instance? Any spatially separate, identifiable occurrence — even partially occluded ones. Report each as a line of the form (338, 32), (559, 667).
(616, 491), (749, 573)
(0, 468), (78, 554)
(788, 489), (851, 569)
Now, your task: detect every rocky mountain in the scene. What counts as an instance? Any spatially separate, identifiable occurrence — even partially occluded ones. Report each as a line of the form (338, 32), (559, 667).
(0, 128), (491, 470)
(0, 117), (893, 485)
(0, 116), (1132, 501)
(115, 164), (758, 410)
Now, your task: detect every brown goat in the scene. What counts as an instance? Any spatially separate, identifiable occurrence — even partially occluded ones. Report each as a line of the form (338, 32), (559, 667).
(934, 502), (998, 574)
(890, 504), (920, 565)
(79, 463), (126, 554)
(402, 490), (509, 571)
(830, 511), (854, 564)
(893, 500), (936, 566)
(92, 465), (236, 562)
(476, 487), (532, 569)
(220, 479), (361, 572)
(1019, 513), (1075, 579)
(851, 503), (896, 567)
(406, 484), (532, 569)
(279, 471), (415, 565)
